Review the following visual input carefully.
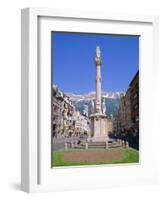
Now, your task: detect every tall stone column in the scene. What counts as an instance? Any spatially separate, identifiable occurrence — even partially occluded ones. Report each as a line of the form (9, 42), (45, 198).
(95, 46), (102, 114)
(90, 46), (108, 142)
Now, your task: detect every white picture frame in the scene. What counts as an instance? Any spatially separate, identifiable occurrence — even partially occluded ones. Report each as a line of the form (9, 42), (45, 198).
(21, 7), (159, 193)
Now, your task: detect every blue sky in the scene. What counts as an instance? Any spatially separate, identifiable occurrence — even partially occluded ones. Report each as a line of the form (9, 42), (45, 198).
(52, 32), (139, 94)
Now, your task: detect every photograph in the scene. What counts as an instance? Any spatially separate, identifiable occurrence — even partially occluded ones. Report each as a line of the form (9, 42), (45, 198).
(52, 32), (139, 167)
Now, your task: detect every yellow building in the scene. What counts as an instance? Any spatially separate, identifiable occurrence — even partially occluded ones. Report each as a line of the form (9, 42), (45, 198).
(107, 119), (113, 135)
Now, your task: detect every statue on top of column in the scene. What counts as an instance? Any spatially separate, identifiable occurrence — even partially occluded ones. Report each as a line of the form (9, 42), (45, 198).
(95, 46), (102, 65)
(96, 46), (101, 58)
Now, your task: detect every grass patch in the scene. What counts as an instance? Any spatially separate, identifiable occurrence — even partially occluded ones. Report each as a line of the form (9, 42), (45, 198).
(111, 148), (139, 164)
(52, 148), (139, 167)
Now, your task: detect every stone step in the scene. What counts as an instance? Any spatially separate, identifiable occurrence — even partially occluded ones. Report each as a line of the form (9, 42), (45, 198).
(74, 143), (121, 149)
(80, 142), (114, 145)
(88, 142), (109, 145)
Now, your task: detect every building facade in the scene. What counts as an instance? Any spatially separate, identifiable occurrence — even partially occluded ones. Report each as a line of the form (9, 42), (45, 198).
(107, 118), (113, 135)
(130, 71), (139, 136)
(113, 71), (139, 148)
(52, 86), (90, 138)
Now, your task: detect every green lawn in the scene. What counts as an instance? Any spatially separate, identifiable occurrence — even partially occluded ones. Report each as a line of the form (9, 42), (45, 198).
(52, 148), (139, 167)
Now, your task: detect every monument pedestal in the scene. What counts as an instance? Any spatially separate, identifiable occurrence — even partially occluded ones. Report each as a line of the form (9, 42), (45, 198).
(90, 113), (108, 142)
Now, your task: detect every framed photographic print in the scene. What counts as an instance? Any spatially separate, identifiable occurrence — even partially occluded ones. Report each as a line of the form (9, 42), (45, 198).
(21, 8), (159, 193)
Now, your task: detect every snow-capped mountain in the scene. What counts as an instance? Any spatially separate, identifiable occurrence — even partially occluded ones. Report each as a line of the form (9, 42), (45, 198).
(66, 91), (124, 102)
(65, 91), (125, 117)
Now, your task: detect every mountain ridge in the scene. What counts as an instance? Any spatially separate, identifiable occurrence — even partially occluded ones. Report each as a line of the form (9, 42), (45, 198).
(65, 91), (125, 101)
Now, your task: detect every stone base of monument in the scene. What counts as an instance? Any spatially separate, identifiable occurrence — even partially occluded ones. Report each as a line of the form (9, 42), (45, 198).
(90, 113), (108, 142)
(91, 136), (108, 142)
